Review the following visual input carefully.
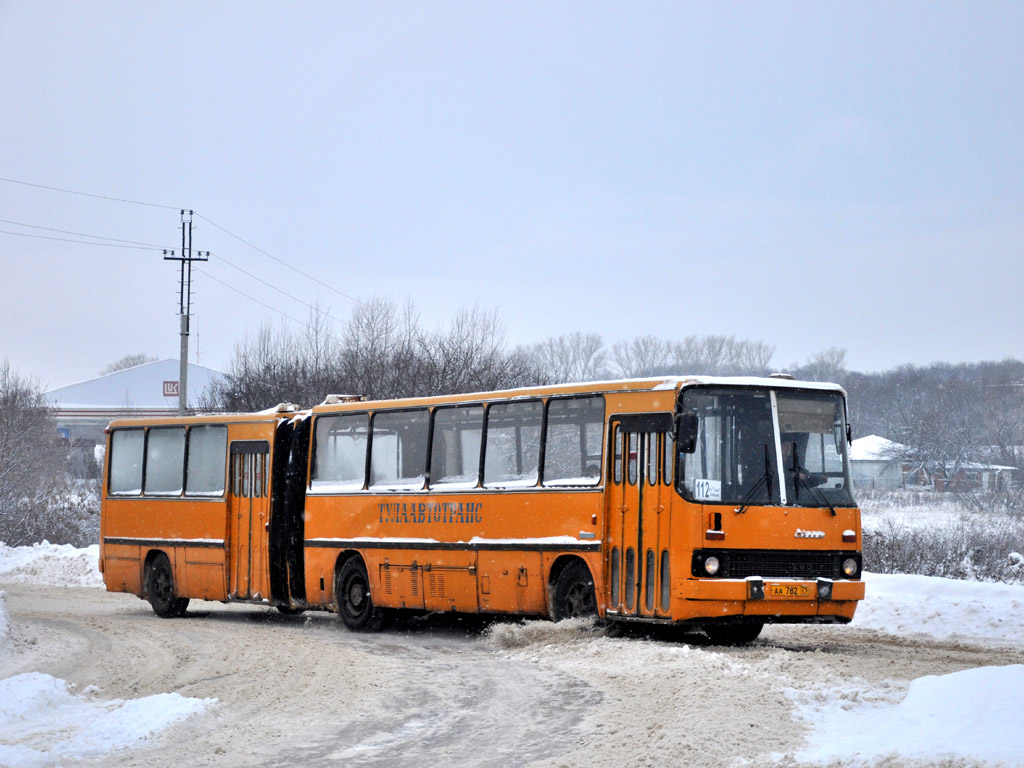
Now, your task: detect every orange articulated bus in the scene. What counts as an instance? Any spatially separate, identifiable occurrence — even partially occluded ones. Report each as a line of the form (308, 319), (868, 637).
(100, 376), (865, 643)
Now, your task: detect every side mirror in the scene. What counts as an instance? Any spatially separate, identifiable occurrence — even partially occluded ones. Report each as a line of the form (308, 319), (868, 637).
(676, 412), (698, 454)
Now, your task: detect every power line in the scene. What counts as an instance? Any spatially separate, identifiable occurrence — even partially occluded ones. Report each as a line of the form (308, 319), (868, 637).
(0, 208), (349, 326)
(0, 176), (180, 211)
(2, 175), (361, 306)
(195, 267), (307, 327)
(210, 252), (348, 327)
(0, 228), (169, 251)
(195, 213), (362, 306)
(0, 217), (173, 249)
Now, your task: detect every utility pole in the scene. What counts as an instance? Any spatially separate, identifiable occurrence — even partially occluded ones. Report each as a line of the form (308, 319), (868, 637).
(163, 210), (208, 415)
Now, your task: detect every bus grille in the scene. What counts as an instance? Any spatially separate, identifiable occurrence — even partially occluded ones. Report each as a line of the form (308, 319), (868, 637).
(691, 549), (858, 580)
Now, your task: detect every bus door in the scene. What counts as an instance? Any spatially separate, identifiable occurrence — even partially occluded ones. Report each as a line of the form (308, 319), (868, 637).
(605, 413), (673, 618)
(229, 440), (270, 600)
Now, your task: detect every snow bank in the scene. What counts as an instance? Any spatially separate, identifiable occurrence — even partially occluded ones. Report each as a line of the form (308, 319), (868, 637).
(0, 672), (215, 768)
(0, 568), (215, 767)
(792, 664), (1024, 766)
(0, 542), (102, 588)
(855, 571), (1024, 645)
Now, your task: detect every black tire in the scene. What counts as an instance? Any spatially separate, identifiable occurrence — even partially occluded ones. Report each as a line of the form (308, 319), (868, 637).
(551, 560), (598, 621)
(704, 622), (763, 645)
(276, 604), (305, 616)
(146, 554), (189, 619)
(335, 558), (386, 631)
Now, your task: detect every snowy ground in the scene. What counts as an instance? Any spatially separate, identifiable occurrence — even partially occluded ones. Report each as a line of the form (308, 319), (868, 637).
(0, 575), (214, 768)
(1, 543), (1023, 767)
(0, 544), (211, 767)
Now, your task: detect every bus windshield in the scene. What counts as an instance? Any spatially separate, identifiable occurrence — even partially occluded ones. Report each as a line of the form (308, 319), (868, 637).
(679, 386), (854, 508)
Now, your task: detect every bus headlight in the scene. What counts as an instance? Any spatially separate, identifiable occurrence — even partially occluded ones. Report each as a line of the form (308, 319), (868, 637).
(703, 556), (720, 576)
(842, 558), (859, 578)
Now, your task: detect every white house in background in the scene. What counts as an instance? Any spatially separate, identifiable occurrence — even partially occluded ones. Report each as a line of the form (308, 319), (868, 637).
(850, 434), (1019, 493)
(44, 358), (224, 448)
(849, 434), (905, 490)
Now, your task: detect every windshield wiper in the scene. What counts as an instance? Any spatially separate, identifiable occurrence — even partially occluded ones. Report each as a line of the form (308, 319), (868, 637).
(735, 444), (774, 514)
(790, 442), (837, 516)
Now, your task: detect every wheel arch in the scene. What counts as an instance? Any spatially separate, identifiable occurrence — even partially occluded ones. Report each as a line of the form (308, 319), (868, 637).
(332, 549), (366, 607)
(547, 553), (593, 590)
(142, 548), (172, 597)
(547, 554), (599, 621)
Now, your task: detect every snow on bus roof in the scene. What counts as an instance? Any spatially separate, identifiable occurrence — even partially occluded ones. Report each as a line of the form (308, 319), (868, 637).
(673, 375), (847, 394)
(315, 375), (847, 409)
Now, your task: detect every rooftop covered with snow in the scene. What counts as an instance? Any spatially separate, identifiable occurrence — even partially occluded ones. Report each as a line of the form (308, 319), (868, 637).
(44, 359), (223, 412)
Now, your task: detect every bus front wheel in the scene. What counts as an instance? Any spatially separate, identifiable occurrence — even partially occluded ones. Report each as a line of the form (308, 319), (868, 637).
(146, 554), (189, 618)
(335, 558), (386, 631)
(551, 561), (597, 621)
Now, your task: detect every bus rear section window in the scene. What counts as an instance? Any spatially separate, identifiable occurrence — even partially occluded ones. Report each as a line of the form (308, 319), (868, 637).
(185, 425), (227, 496)
(109, 428), (144, 495)
(431, 405), (483, 488)
(144, 427), (186, 496)
(543, 396), (604, 486)
(370, 409), (429, 490)
(484, 400), (542, 487)
(311, 413), (369, 491)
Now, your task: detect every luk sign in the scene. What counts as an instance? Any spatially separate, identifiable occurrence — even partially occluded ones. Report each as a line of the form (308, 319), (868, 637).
(163, 381), (180, 397)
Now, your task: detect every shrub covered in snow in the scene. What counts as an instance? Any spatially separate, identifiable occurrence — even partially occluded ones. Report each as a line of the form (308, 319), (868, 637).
(861, 491), (1024, 584)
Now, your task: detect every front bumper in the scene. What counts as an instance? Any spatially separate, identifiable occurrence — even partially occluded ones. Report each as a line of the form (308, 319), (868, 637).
(684, 577), (865, 602)
(678, 577), (865, 622)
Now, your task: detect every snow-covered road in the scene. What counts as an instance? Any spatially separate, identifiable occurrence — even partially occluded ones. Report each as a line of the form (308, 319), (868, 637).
(1, 545), (1024, 767)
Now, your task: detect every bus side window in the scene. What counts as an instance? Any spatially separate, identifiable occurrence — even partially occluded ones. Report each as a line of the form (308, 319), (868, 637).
(311, 413), (369, 491)
(431, 405), (484, 488)
(543, 396), (604, 487)
(484, 400), (542, 487)
(144, 427), (186, 496)
(185, 425), (227, 496)
(108, 428), (145, 495)
(370, 409), (429, 490)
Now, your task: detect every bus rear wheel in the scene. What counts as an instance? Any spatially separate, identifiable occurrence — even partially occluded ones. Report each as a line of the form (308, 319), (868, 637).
(704, 622), (763, 645)
(335, 558), (386, 631)
(551, 561), (597, 621)
(146, 554), (189, 618)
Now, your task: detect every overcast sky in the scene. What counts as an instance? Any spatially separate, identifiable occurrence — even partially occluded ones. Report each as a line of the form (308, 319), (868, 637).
(1, 2), (1021, 388)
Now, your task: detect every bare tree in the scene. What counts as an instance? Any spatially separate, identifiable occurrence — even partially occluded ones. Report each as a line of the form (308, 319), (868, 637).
(203, 298), (534, 410)
(0, 360), (72, 545)
(526, 332), (610, 384)
(882, 365), (982, 489)
(794, 347), (848, 383)
(730, 339), (776, 376)
(423, 305), (534, 394)
(610, 335), (672, 377)
(610, 334), (775, 378)
(338, 296), (425, 400)
(99, 353), (158, 376)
